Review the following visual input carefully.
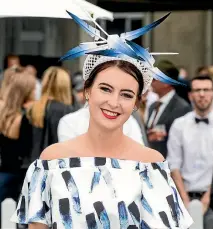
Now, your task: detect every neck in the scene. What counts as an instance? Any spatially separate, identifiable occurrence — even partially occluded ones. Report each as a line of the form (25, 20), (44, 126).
(158, 88), (173, 98)
(195, 108), (211, 118)
(86, 119), (126, 157)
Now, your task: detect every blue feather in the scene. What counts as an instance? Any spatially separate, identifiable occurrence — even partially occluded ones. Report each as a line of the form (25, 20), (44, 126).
(121, 13), (171, 41)
(90, 172), (101, 193)
(151, 67), (186, 86)
(60, 43), (98, 61)
(139, 167), (153, 189)
(125, 40), (154, 66)
(62, 171), (81, 213)
(113, 38), (144, 61)
(140, 220), (151, 229)
(87, 49), (122, 57)
(111, 158), (121, 169)
(141, 194), (153, 215)
(66, 10), (100, 39)
(118, 201), (128, 228)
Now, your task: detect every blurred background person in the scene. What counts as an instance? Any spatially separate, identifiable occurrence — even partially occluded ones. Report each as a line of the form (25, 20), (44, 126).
(146, 60), (191, 157)
(28, 66), (79, 160)
(167, 76), (213, 229)
(72, 71), (86, 106)
(25, 65), (41, 100)
(0, 71), (36, 221)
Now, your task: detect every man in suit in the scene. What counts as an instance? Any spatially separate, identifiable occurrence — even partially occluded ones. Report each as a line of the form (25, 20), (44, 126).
(146, 60), (191, 157)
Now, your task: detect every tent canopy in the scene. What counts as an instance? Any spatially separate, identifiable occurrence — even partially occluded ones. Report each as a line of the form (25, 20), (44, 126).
(0, 0), (114, 21)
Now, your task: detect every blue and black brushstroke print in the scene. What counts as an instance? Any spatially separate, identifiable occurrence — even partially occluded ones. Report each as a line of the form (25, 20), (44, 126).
(69, 157), (81, 167)
(98, 167), (116, 198)
(141, 194), (153, 215)
(139, 167), (153, 189)
(42, 160), (49, 170)
(128, 202), (140, 225)
(94, 201), (110, 229)
(28, 167), (41, 201)
(171, 186), (183, 217)
(118, 201), (128, 228)
(40, 171), (48, 194)
(59, 198), (72, 229)
(59, 159), (66, 168)
(159, 211), (171, 228)
(28, 201), (49, 222)
(86, 213), (98, 229)
(140, 220), (151, 229)
(53, 222), (57, 229)
(62, 171), (81, 213)
(166, 194), (179, 227)
(95, 157), (106, 166)
(111, 158), (121, 169)
(90, 172), (101, 193)
(151, 163), (168, 183)
(17, 195), (26, 223)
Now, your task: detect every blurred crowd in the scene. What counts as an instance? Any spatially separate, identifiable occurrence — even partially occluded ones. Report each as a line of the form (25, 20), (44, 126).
(1, 54), (213, 228)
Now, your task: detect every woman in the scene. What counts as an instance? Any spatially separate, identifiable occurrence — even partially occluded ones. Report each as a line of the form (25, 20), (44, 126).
(0, 71), (35, 204)
(11, 11), (193, 229)
(28, 66), (79, 156)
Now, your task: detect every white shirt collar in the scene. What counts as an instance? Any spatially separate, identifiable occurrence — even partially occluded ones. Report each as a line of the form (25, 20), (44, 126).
(159, 89), (175, 105)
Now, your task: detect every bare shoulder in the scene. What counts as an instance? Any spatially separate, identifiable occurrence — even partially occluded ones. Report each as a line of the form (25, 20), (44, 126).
(127, 138), (165, 163)
(39, 135), (85, 160)
(140, 147), (165, 163)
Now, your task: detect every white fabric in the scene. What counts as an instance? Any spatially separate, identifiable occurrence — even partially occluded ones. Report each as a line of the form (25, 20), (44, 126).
(0, 0), (113, 20)
(58, 107), (144, 145)
(147, 90), (175, 128)
(167, 111), (213, 192)
(11, 158), (193, 228)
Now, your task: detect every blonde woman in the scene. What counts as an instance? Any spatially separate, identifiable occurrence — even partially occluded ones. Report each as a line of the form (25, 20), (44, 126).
(0, 71), (36, 206)
(29, 66), (78, 152)
(0, 66), (24, 101)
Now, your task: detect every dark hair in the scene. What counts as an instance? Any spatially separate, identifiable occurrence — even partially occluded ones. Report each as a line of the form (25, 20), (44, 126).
(84, 60), (144, 100)
(189, 75), (213, 91)
(155, 60), (179, 81)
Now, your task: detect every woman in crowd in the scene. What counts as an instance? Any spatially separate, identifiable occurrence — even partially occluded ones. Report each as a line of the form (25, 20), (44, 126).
(11, 11), (193, 229)
(28, 66), (78, 156)
(0, 71), (35, 205)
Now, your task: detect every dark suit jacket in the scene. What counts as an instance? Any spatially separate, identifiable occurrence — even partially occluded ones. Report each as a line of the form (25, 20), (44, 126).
(147, 93), (191, 157)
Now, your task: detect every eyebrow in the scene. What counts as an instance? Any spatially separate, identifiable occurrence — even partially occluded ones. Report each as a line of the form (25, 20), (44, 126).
(98, 82), (135, 95)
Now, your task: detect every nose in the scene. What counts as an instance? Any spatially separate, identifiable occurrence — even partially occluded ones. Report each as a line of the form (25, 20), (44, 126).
(107, 94), (120, 109)
(199, 90), (205, 97)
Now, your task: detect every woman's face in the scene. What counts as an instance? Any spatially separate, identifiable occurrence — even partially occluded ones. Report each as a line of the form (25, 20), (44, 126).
(87, 66), (139, 131)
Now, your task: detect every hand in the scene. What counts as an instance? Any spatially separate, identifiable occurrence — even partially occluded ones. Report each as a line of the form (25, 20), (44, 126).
(201, 192), (210, 214)
(147, 129), (167, 142)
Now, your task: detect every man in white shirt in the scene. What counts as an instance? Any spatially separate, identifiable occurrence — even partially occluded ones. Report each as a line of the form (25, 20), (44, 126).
(58, 106), (144, 145)
(167, 76), (213, 229)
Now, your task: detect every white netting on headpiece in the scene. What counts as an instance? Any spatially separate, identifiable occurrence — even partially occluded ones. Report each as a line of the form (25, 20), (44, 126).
(83, 55), (153, 94)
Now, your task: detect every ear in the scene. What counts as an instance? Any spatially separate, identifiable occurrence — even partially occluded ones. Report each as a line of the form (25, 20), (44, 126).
(188, 92), (192, 102)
